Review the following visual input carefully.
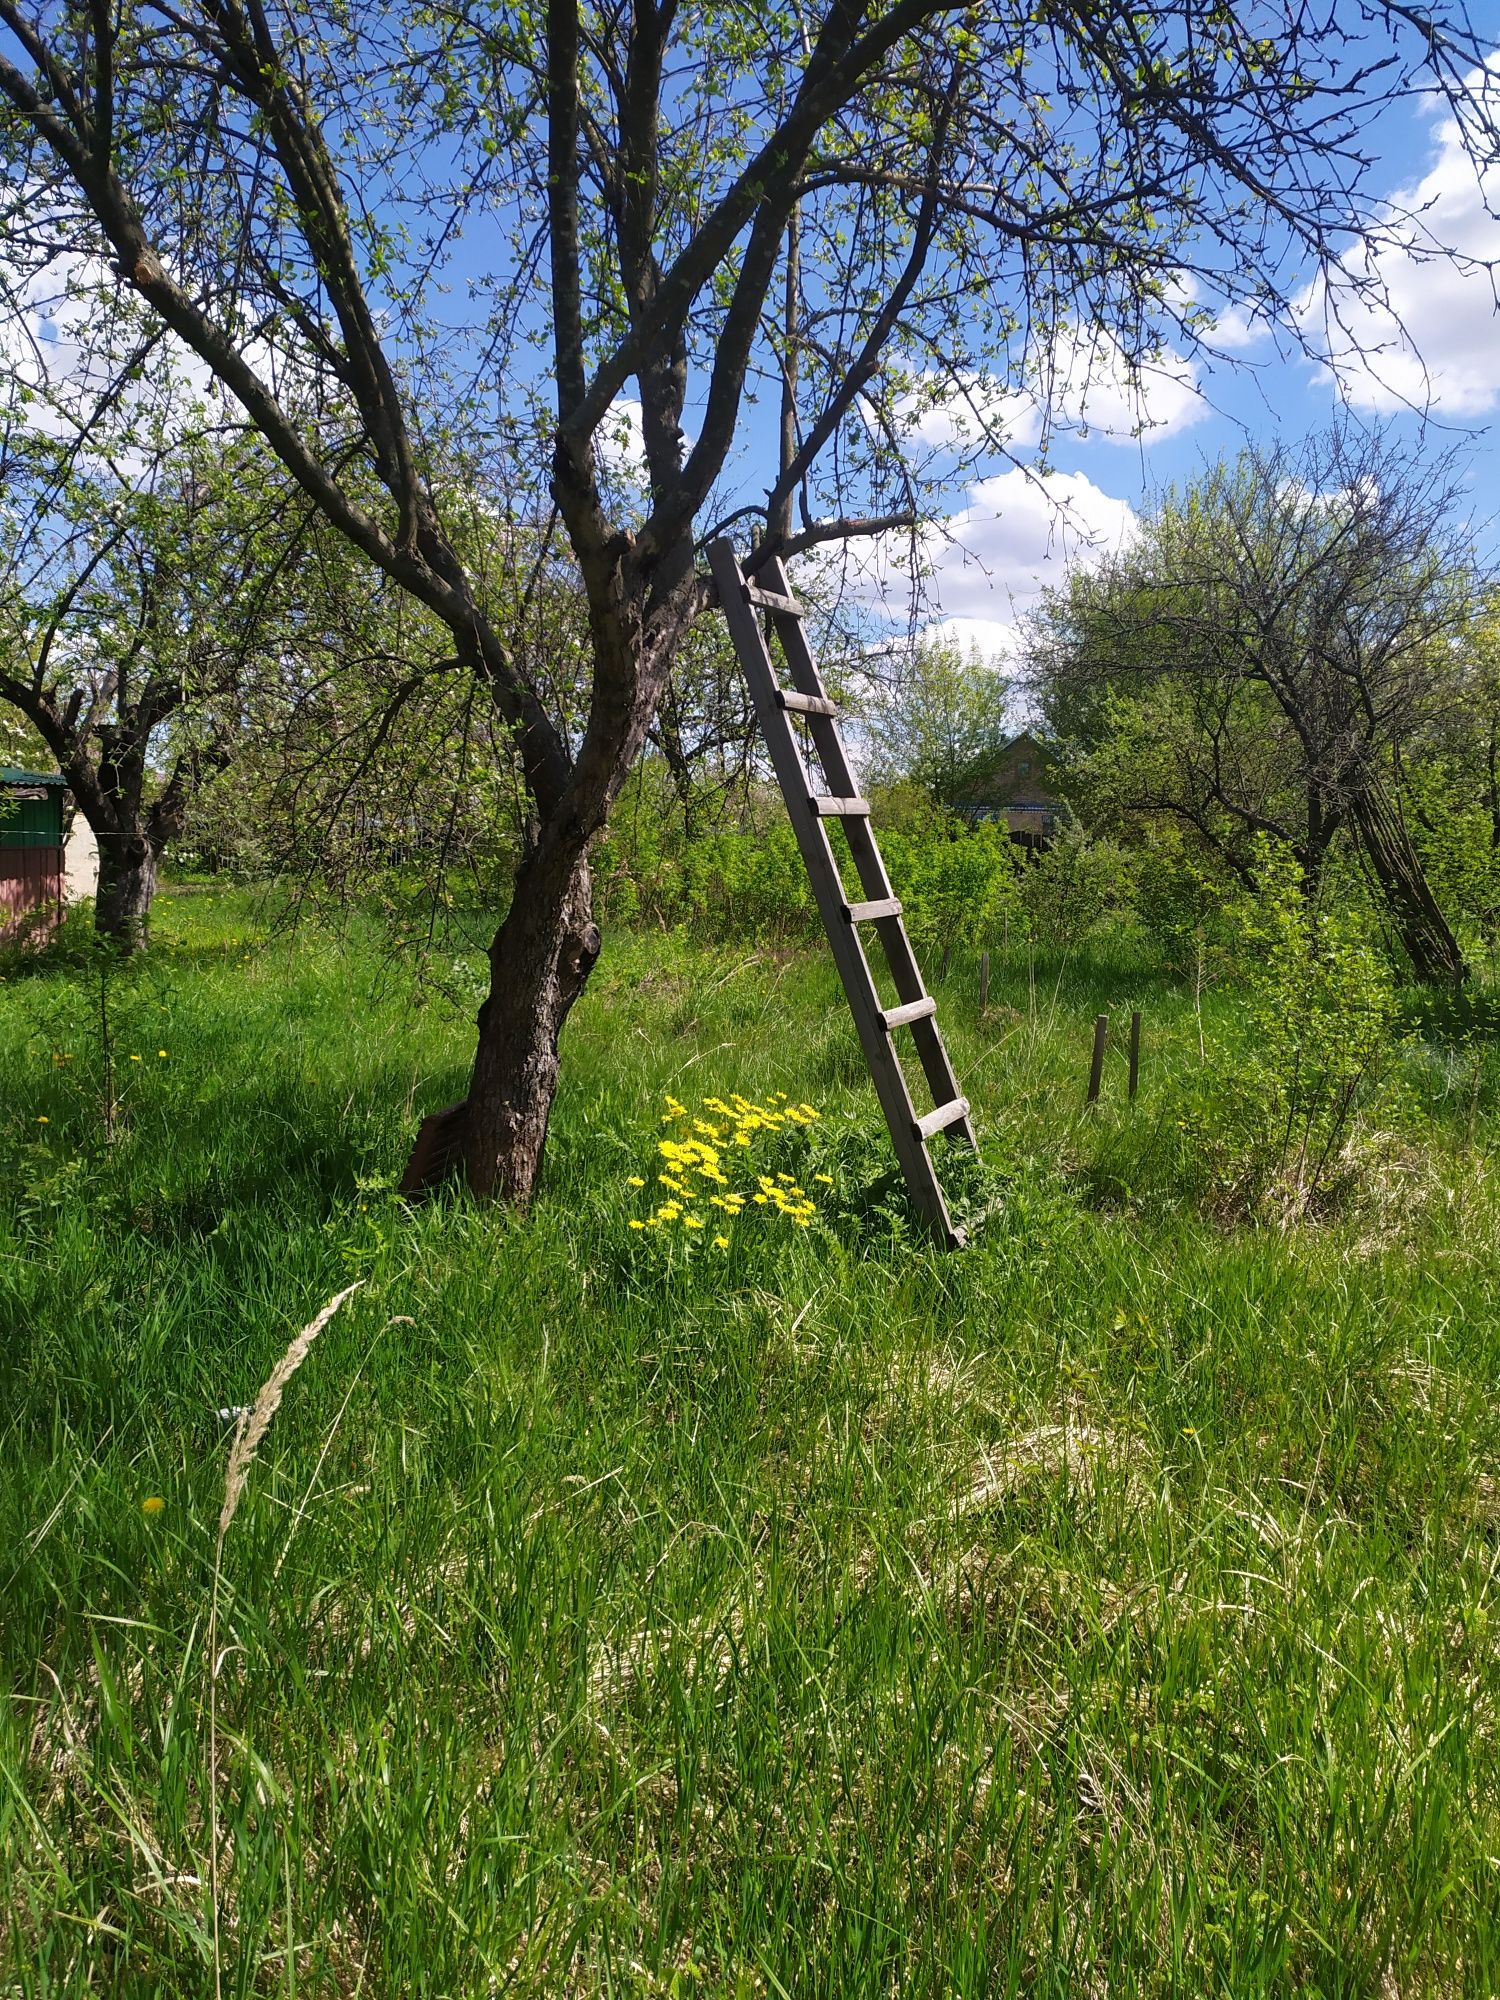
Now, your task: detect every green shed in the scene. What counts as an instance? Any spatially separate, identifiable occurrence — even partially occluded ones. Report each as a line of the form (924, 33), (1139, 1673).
(1, 769), (67, 943)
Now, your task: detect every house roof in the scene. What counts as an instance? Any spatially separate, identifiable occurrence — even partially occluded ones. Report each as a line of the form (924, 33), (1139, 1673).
(0, 769), (66, 788)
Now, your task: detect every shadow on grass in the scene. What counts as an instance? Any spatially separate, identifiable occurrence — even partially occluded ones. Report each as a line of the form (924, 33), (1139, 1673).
(1404, 981), (1500, 1045)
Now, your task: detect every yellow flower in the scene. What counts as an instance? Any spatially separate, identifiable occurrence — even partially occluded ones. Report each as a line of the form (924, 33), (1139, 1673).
(815, 1174), (834, 1185)
(628, 1176), (646, 1188)
(157, 1050), (168, 1059)
(141, 1496), (165, 1517)
(129, 1054), (142, 1062)
(713, 1235), (730, 1249)
(683, 1214), (703, 1228)
(35, 1115), (49, 1125)
(629, 1219), (646, 1231)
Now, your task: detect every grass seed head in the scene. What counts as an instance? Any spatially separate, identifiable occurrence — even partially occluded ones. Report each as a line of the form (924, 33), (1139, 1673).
(217, 1281), (364, 1544)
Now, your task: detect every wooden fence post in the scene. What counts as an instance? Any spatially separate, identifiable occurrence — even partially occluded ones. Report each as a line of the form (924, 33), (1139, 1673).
(1087, 1014), (1108, 1105)
(1128, 1010), (1142, 1102)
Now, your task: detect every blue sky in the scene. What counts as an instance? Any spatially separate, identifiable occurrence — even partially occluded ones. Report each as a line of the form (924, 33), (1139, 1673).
(6, 17), (1496, 685)
(874, 65), (1500, 669)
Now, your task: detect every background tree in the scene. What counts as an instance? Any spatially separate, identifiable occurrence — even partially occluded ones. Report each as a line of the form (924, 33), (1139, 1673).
(0, 425), (301, 947)
(859, 635), (1008, 809)
(2, 1), (1497, 1193)
(1030, 428), (1476, 981)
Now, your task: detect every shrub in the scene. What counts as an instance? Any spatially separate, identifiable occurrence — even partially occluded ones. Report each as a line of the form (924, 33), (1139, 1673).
(1214, 842), (1406, 1215)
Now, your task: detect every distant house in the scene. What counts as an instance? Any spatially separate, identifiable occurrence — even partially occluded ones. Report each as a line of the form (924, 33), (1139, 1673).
(1, 770), (99, 944)
(955, 731), (1065, 847)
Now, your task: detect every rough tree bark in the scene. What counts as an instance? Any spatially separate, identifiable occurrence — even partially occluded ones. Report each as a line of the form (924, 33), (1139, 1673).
(462, 842), (600, 1200)
(93, 820), (158, 951)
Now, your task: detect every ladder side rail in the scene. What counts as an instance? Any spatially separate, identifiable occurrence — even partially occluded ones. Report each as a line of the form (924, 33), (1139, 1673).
(754, 558), (973, 1147)
(708, 542), (959, 1243)
(844, 847), (971, 1140)
(757, 554), (866, 793)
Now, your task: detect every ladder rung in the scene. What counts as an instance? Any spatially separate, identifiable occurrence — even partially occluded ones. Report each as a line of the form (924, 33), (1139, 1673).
(777, 688), (838, 717)
(883, 996), (937, 1030)
(745, 585), (802, 616)
(915, 1097), (970, 1141)
(809, 794), (870, 817)
(844, 897), (902, 924)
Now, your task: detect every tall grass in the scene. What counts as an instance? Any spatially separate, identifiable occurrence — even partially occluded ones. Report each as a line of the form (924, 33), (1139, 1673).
(2, 889), (1499, 1995)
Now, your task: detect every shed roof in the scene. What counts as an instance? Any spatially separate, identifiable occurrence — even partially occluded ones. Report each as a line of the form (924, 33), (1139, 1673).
(0, 769), (66, 788)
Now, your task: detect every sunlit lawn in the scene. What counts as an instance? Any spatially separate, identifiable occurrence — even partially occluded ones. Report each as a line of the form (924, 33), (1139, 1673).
(3, 888), (1498, 1996)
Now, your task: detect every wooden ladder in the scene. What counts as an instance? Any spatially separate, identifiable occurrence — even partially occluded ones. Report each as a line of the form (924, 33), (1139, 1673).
(708, 539), (977, 1248)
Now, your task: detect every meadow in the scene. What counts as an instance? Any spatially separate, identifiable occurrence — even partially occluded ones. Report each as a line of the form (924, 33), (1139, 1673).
(3, 887), (1499, 1997)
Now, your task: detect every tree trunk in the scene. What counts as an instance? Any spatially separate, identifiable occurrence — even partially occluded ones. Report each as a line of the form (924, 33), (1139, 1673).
(1348, 782), (1468, 984)
(458, 830), (601, 1203)
(94, 821), (158, 952)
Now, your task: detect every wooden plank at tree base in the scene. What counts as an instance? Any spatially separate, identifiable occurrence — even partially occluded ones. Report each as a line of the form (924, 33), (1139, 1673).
(1088, 1014), (1108, 1105)
(399, 1101), (469, 1195)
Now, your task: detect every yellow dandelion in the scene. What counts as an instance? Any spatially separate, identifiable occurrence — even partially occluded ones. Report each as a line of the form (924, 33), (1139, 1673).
(629, 1219), (646, 1231)
(157, 1050), (168, 1059)
(815, 1173), (834, 1185)
(628, 1176), (646, 1188)
(713, 1235), (730, 1249)
(129, 1053), (142, 1062)
(141, 1496), (165, 1517)
(35, 1115), (49, 1124)
(683, 1214), (703, 1228)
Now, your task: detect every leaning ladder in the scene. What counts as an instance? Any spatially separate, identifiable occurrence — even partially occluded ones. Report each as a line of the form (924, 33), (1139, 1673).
(708, 539), (977, 1248)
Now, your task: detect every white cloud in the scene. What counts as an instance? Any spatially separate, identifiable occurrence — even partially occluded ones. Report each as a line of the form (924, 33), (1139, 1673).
(1040, 326), (1204, 443)
(843, 466), (1137, 662)
(0, 238), (236, 466)
(596, 395), (648, 478)
(1298, 73), (1500, 416)
(895, 327), (1204, 457)
(896, 372), (1042, 452)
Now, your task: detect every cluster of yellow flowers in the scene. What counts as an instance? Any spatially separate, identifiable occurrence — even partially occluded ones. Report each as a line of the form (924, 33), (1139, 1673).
(626, 1091), (827, 1246)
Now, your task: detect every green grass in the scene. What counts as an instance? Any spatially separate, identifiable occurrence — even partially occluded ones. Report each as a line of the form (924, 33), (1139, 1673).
(3, 890), (1499, 1996)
